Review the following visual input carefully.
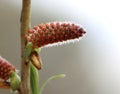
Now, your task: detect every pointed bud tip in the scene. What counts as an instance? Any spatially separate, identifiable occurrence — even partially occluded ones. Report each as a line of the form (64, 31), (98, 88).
(58, 74), (66, 78)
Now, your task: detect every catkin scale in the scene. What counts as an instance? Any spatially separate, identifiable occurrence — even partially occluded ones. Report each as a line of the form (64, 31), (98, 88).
(27, 22), (86, 48)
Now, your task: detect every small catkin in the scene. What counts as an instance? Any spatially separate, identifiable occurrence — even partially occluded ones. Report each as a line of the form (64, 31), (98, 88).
(0, 56), (15, 81)
(27, 22), (86, 48)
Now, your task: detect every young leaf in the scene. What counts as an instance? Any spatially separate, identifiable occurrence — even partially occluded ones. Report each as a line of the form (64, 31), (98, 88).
(30, 63), (39, 94)
(39, 74), (66, 94)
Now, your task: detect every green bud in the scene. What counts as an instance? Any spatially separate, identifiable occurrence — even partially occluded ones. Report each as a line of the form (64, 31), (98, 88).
(24, 42), (33, 62)
(10, 71), (21, 91)
(33, 48), (41, 54)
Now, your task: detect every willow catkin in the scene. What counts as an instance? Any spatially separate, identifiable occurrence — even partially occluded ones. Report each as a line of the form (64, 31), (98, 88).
(27, 22), (86, 48)
(0, 56), (15, 81)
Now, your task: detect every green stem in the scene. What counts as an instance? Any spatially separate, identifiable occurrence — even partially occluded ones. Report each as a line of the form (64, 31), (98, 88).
(39, 74), (66, 94)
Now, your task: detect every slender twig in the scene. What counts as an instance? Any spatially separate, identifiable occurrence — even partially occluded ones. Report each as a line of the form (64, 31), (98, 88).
(19, 0), (31, 94)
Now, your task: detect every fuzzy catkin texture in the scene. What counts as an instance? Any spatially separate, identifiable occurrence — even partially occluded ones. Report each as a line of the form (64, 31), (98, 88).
(27, 22), (86, 48)
(0, 56), (15, 81)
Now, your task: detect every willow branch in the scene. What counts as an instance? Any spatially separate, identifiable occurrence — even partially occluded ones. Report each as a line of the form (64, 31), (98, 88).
(19, 0), (31, 94)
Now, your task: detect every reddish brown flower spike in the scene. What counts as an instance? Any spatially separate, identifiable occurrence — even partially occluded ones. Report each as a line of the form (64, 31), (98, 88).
(28, 29), (34, 34)
(0, 56), (15, 81)
(27, 22), (86, 48)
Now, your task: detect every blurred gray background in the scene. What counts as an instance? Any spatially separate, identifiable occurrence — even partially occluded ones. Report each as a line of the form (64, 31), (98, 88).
(0, 0), (120, 94)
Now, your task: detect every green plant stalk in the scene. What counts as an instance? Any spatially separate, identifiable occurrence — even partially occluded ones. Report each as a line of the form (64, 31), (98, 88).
(30, 63), (39, 94)
(39, 74), (66, 94)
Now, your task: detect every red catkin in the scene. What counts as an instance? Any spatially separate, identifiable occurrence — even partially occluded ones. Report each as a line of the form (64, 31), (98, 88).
(27, 22), (86, 48)
(0, 56), (15, 81)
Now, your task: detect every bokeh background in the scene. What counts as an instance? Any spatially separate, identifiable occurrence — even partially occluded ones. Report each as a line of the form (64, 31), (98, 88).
(0, 0), (120, 94)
